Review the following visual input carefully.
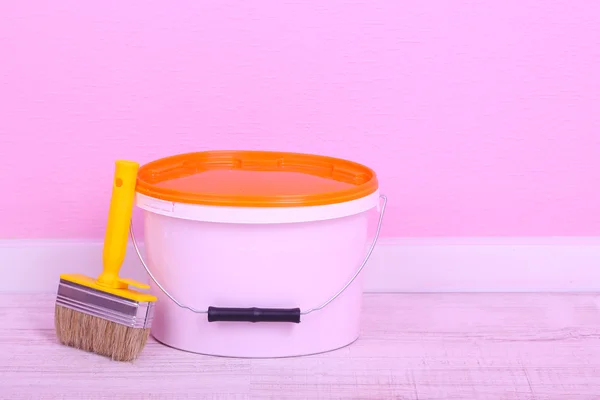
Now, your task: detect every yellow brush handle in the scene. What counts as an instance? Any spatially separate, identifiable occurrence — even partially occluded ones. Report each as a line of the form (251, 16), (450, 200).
(97, 160), (139, 288)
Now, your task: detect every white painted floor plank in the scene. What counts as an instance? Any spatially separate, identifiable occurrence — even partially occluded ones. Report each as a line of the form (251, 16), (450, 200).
(0, 293), (599, 399)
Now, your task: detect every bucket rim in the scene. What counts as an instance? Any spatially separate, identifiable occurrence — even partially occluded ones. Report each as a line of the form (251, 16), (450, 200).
(135, 190), (380, 224)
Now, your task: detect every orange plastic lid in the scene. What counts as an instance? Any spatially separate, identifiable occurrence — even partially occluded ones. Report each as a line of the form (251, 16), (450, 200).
(136, 151), (378, 207)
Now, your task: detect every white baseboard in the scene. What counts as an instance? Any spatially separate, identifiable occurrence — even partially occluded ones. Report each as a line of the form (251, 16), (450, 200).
(1, 237), (599, 293)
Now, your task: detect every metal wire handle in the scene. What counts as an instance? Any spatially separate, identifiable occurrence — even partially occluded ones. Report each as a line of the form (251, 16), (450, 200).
(130, 194), (387, 316)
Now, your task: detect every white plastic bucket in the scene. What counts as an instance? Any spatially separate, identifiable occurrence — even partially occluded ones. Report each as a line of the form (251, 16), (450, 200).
(131, 151), (385, 358)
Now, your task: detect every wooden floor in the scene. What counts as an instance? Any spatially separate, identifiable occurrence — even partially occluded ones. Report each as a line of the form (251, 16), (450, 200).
(1, 293), (599, 399)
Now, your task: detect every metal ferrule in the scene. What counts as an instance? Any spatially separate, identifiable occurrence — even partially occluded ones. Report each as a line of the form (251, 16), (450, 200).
(56, 279), (155, 329)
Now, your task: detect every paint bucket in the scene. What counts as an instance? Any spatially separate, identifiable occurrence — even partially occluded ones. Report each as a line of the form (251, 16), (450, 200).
(130, 150), (386, 357)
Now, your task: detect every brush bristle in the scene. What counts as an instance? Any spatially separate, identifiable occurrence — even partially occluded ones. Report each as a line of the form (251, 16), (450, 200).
(54, 304), (150, 361)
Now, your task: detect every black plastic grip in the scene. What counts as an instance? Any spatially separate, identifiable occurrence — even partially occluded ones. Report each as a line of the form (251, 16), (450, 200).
(207, 307), (301, 323)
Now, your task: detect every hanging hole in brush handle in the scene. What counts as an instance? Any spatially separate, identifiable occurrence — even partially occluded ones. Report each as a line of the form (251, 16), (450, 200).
(130, 194), (387, 323)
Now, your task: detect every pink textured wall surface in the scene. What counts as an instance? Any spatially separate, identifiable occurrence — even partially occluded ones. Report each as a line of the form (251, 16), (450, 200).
(1, 1), (600, 239)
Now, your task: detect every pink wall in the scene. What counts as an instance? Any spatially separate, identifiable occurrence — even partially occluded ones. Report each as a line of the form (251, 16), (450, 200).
(1, 1), (600, 239)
